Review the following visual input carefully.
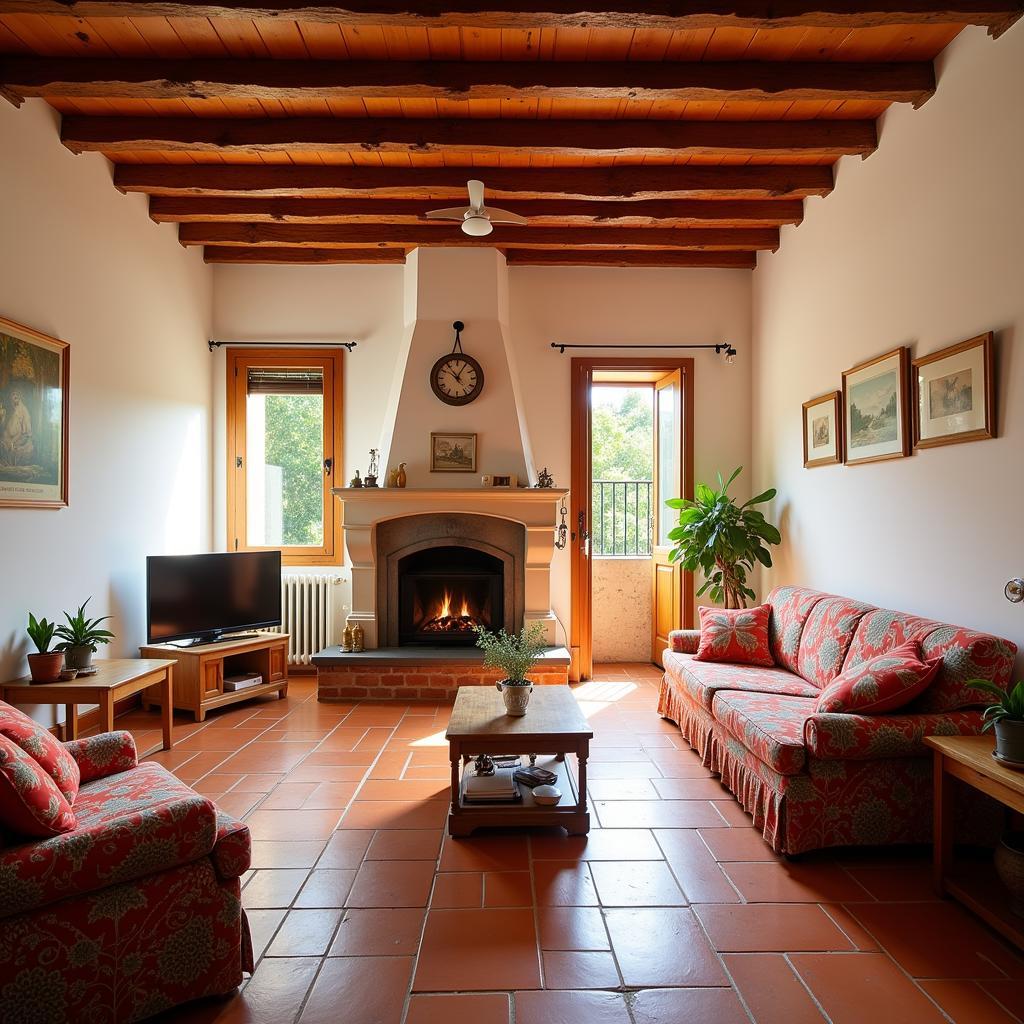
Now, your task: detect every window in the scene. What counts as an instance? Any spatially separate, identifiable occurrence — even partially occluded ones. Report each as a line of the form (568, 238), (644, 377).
(227, 348), (343, 566)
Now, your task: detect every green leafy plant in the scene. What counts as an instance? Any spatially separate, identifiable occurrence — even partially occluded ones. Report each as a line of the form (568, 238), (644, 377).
(666, 466), (781, 609)
(27, 613), (57, 654)
(54, 597), (115, 653)
(968, 679), (1024, 731)
(473, 622), (548, 684)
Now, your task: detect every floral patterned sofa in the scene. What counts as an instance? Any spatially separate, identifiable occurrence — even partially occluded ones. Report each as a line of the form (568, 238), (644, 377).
(0, 728), (253, 1023)
(659, 586), (1018, 855)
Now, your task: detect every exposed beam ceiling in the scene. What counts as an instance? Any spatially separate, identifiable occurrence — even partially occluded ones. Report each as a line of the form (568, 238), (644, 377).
(502, 250), (758, 268)
(203, 245), (409, 264)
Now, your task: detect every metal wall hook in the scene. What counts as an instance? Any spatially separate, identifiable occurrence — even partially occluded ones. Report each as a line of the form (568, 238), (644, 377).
(1006, 578), (1024, 603)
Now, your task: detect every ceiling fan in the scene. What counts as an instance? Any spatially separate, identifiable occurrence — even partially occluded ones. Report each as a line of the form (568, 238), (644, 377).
(425, 179), (528, 237)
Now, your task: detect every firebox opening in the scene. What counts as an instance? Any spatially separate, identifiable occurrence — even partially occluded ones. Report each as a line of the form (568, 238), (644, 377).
(398, 546), (504, 646)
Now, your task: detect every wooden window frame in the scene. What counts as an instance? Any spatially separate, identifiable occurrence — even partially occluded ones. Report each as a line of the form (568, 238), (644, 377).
(226, 347), (344, 567)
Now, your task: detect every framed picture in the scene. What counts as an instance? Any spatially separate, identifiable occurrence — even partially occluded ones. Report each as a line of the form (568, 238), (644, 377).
(802, 391), (842, 468)
(430, 432), (477, 473)
(913, 332), (994, 449)
(0, 316), (69, 509)
(842, 347), (910, 466)
(482, 474), (518, 488)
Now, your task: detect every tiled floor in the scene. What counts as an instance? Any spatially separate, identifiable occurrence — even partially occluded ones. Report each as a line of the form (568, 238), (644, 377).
(110, 664), (1024, 1024)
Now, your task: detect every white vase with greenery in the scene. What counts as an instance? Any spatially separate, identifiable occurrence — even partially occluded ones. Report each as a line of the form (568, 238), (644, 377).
(474, 622), (548, 716)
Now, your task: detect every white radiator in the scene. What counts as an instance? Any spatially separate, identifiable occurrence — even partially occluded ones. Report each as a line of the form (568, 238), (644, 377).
(273, 574), (341, 665)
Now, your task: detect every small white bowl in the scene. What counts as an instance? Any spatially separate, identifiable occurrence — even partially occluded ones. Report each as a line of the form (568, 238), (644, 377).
(533, 785), (562, 806)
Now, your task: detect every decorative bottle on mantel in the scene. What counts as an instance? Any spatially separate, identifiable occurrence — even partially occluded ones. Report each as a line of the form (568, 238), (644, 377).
(351, 623), (365, 652)
(397, 463), (407, 488)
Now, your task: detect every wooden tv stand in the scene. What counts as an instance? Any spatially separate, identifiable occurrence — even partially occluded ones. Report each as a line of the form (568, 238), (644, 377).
(139, 632), (289, 722)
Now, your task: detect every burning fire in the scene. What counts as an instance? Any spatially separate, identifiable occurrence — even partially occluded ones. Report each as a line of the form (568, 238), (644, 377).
(421, 588), (485, 634)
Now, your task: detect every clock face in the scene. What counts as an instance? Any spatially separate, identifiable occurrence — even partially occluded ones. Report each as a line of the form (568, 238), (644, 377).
(430, 353), (484, 406)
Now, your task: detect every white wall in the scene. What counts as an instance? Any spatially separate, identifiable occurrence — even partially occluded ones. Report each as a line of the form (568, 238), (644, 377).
(752, 24), (1024, 664)
(0, 99), (213, 699)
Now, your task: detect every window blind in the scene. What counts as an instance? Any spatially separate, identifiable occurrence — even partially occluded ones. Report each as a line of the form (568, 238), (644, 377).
(246, 367), (324, 396)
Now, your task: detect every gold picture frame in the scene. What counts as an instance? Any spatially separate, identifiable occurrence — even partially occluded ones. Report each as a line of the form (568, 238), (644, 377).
(913, 332), (994, 450)
(842, 347), (911, 466)
(430, 432), (477, 473)
(802, 391), (842, 468)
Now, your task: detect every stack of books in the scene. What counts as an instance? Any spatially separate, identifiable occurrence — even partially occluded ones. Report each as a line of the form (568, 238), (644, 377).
(462, 766), (521, 803)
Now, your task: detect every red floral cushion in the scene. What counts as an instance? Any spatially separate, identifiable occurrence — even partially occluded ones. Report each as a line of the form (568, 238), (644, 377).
(815, 640), (941, 715)
(0, 700), (80, 803)
(0, 733), (77, 838)
(694, 605), (774, 667)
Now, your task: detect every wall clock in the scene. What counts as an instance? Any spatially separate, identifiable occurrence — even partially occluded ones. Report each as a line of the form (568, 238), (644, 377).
(430, 320), (484, 406)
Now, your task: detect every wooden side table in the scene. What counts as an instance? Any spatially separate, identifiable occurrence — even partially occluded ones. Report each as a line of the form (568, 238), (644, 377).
(2, 659), (176, 753)
(926, 734), (1024, 948)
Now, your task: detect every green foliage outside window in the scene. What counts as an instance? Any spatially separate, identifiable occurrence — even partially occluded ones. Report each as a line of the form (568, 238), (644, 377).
(264, 393), (324, 546)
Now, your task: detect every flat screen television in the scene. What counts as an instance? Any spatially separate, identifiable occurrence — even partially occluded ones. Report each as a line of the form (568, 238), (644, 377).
(146, 551), (282, 645)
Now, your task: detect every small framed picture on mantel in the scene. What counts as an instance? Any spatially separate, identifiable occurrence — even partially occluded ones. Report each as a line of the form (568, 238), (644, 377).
(802, 391), (842, 468)
(842, 347), (911, 466)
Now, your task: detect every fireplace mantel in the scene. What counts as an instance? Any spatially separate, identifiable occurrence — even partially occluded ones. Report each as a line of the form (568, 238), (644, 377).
(333, 487), (568, 504)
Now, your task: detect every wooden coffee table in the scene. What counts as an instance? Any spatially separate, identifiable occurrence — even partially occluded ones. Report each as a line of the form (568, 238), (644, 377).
(445, 685), (593, 837)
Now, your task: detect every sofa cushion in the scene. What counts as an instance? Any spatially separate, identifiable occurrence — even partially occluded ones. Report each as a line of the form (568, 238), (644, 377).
(916, 626), (1018, 712)
(63, 730), (139, 784)
(0, 700), (80, 804)
(0, 734), (78, 839)
(815, 641), (941, 715)
(843, 608), (941, 671)
(694, 604), (774, 666)
(664, 652), (817, 712)
(711, 690), (816, 775)
(766, 586), (829, 674)
(796, 595), (874, 689)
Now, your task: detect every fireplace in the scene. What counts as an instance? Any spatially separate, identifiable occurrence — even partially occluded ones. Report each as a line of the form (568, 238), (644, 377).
(398, 545), (503, 646)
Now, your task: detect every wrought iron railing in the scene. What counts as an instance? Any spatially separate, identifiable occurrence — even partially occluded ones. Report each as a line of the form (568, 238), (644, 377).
(592, 480), (653, 556)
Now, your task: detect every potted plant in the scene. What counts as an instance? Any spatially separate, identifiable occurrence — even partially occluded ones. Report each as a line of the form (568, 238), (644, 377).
(26, 613), (63, 683)
(666, 466), (782, 609)
(54, 597), (115, 672)
(970, 679), (1024, 763)
(474, 622), (548, 717)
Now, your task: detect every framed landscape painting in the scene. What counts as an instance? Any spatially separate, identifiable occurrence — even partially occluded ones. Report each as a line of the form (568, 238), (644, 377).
(913, 332), (994, 450)
(430, 432), (477, 473)
(0, 316), (69, 508)
(842, 347), (910, 466)
(802, 391), (842, 467)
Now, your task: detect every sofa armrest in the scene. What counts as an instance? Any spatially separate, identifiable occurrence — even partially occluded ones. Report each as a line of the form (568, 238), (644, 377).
(804, 709), (987, 761)
(668, 630), (701, 655)
(0, 792), (216, 919)
(212, 808), (251, 881)
(63, 730), (138, 783)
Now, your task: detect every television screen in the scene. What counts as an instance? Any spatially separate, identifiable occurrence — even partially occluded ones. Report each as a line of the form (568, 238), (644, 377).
(147, 551), (282, 644)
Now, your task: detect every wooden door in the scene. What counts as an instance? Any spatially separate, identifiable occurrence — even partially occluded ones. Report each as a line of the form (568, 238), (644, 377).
(569, 360), (593, 682)
(652, 370), (685, 667)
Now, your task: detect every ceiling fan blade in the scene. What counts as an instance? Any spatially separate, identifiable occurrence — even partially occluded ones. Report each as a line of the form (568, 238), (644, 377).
(486, 207), (528, 226)
(425, 206), (470, 220)
(466, 179), (486, 212)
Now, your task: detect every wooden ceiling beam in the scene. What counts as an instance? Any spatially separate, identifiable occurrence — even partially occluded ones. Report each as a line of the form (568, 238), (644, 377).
(116, 164), (833, 200)
(502, 249), (758, 268)
(148, 196), (806, 227)
(2, 58), (936, 107)
(176, 222), (780, 250)
(203, 245), (407, 264)
(0, 2), (1018, 36)
(63, 116), (877, 160)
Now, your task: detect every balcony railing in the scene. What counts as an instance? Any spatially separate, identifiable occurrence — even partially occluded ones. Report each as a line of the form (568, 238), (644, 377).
(592, 480), (653, 557)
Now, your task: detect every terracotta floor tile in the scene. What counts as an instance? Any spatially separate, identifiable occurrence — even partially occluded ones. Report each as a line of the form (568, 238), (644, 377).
(844, 862), (938, 902)
(588, 748), (653, 763)
(341, 800), (448, 830)
(299, 955), (412, 1024)
(174, 728), (269, 751)
(249, 840), (326, 869)
(406, 993), (510, 1024)
(982, 980), (1024, 1020)
(347, 859), (436, 907)
(329, 907), (426, 957)
(303, 750), (376, 767)
(355, 726), (399, 751)
(301, 781), (360, 809)
(695, 904), (855, 953)
(533, 861), (599, 906)
(920, 980), (1023, 1024)
(293, 868), (357, 909)
(358, 778), (449, 801)
(790, 952), (948, 1024)
(542, 951), (620, 989)
(245, 908), (287, 961)
(595, 800), (727, 828)
(847, 902), (1024, 979)
(245, 808), (342, 842)
(723, 953), (827, 1024)
(266, 908), (343, 956)
(586, 779), (659, 800)
(589, 860), (686, 907)
(260, 782), (320, 810)
(533, 899), (612, 953)
(219, 743), (308, 774)
(722, 860), (872, 903)
(315, 726), (371, 751)
(630, 988), (750, 1024)
(242, 869), (309, 909)
(711, 800), (757, 827)
(514, 990), (631, 1024)
(653, 829), (740, 904)
(415, 909), (541, 992)
(698, 827), (782, 862)
(217, 956), (319, 1024)
(172, 751), (232, 783)
(605, 907), (728, 987)
(820, 905), (880, 951)
(586, 762), (664, 780)
(212, 791), (263, 819)
(484, 870), (533, 908)
(196, 773), (244, 794)
(287, 764), (368, 783)
(404, 765), (450, 781)
(531, 829), (664, 862)
(647, 751), (716, 779)
(231, 773), (285, 793)
(345, 705), (408, 726)
(651, 777), (734, 800)
(431, 871), (483, 908)
(366, 828), (442, 861)
(440, 834), (530, 872)
(318, 830), (373, 869)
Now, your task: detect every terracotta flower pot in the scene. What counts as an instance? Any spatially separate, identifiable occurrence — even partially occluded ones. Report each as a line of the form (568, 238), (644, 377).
(496, 680), (533, 717)
(994, 720), (1024, 763)
(28, 651), (64, 684)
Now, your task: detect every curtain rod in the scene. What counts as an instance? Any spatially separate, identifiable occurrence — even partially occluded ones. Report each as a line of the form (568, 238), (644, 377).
(208, 339), (358, 353)
(550, 341), (737, 359)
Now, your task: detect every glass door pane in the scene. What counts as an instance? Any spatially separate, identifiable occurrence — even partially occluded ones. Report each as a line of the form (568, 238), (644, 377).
(655, 374), (680, 547)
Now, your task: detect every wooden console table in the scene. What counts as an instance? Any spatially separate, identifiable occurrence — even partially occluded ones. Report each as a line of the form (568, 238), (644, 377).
(927, 734), (1024, 949)
(140, 632), (288, 722)
(2, 659), (175, 752)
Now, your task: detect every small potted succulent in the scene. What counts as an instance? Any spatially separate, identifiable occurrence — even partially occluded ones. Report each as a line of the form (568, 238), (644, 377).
(26, 613), (63, 683)
(474, 622), (548, 717)
(970, 679), (1024, 763)
(54, 597), (115, 672)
